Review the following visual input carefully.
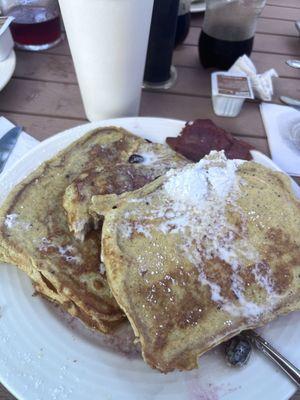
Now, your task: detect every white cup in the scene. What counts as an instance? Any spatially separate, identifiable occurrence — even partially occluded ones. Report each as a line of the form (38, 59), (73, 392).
(59, 0), (154, 121)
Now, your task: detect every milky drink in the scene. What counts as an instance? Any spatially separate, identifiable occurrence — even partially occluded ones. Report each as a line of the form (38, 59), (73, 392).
(59, 0), (154, 121)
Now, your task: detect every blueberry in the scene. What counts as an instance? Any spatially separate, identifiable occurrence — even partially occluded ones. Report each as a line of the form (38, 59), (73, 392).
(128, 154), (144, 164)
(224, 335), (252, 367)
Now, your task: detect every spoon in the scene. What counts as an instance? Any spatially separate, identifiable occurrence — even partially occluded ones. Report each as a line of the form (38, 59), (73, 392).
(280, 95), (300, 110)
(225, 334), (252, 367)
(244, 331), (300, 387)
(286, 59), (300, 69)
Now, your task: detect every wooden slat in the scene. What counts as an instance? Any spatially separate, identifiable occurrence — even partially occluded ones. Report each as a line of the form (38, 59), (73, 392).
(0, 78), (265, 138)
(0, 112), (269, 155)
(2, 112), (85, 140)
(262, 4), (300, 20)
(185, 28), (300, 57)
(173, 45), (300, 80)
(19, 48), (300, 85)
(140, 91), (266, 138)
(0, 79), (85, 120)
(257, 18), (299, 37)
(38, 17), (300, 59)
(158, 69), (300, 108)
(190, 15), (299, 37)
(274, 76), (300, 100)
(15, 51), (76, 84)
(14, 47), (300, 84)
(253, 33), (300, 56)
(0, 385), (14, 400)
(12, 48), (300, 104)
(237, 135), (270, 155)
(267, 0), (300, 8)
(152, 69), (299, 104)
(2, 71), (299, 126)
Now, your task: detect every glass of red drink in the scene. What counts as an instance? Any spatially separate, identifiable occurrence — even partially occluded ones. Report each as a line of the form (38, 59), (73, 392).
(0, 0), (62, 51)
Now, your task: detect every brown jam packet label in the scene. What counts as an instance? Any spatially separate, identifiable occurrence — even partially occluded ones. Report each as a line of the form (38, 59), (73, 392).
(217, 75), (251, 97)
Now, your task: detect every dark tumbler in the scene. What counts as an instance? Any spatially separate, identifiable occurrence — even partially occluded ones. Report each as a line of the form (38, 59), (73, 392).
(198, 0), (266, 70)
(144, 0), (179, 88)
(199, 32), (254, 70)
(175, 0), (191, 47)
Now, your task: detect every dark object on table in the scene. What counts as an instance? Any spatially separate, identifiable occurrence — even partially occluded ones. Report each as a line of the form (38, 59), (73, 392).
(175, 0), (191, 47)
(144, 0), (179, 87)
(199, 31), (253, 70)
(198, 0), (265, 69)
(4, 2), (61, 51)
(225, 335), (252, 367)
(166, 119), (254, 161)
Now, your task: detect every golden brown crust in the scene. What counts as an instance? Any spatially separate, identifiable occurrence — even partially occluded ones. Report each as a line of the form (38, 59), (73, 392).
(100, 160), (300, 372)
(63, 138), (188, 240)
(0, 127), (146, 332)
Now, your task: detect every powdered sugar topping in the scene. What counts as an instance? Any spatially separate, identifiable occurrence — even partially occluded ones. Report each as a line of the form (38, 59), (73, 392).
(121, 151), (279, 320)
(38, 238), (82, 265)
(4, 213), (18, 228)
(4, 213), (32, 230)
(139, 151), (159, 165)
(164, 150), (244, 208)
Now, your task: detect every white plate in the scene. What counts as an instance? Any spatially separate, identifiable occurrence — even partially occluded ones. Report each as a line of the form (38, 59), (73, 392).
(0, 117), (299, 400)
(0, 50), (16, 92)
(191, 1), (206, 13)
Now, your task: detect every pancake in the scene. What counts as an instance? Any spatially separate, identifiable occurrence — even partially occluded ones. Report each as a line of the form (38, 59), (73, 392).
(0, 127), (185, 333)
(96, 151), (300, 371)
(63, 141), (188, 240)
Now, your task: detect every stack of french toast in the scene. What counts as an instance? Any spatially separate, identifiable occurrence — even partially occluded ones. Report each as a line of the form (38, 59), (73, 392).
(0, 122), (299, 373)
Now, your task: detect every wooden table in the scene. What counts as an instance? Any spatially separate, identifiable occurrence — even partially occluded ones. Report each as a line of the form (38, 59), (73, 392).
(0, 0), (299, 398)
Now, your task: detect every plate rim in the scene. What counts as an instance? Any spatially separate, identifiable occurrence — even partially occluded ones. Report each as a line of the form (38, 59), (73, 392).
(0, 49), (16, 92)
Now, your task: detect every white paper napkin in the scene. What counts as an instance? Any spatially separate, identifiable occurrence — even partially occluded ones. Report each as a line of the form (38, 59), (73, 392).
(229, 55), (278, 101)
(0, 116), (39, 173)
(260, 103), (300, 177)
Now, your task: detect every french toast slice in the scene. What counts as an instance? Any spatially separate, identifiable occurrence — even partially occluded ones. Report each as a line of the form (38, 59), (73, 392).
(63, 139), (188, 240)
(95, 151), (300, 370)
